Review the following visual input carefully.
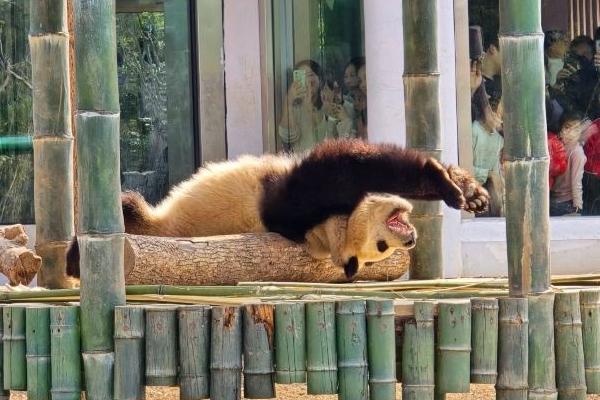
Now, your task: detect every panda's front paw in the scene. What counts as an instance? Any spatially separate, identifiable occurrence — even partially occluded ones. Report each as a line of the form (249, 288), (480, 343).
(447, 166), (489, 214)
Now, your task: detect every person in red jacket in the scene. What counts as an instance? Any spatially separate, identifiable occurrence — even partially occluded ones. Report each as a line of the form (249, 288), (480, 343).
(546, 97), (568, 190)
(582, 118), (600, 215)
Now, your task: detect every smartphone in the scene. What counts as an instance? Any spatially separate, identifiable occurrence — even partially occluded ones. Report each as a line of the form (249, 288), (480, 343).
(293, 69), (306, 90)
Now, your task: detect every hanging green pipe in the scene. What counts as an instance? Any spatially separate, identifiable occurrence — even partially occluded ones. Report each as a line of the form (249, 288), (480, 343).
(0, 136), (33, 155)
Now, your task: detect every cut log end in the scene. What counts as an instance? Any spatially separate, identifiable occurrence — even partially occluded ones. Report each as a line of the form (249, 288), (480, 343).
(0, 225), (42, 286)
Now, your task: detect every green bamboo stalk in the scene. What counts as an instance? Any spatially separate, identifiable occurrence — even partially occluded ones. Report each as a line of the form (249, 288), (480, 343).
(305, 301), (337, 395)
(402, 301), (435, 400)
(3, 305), (26, 390)
(242, 304), (276, 398)
(178, 305), (211, 400)
(0, 308), (8, 400)
(554, 292), (586, 400)
(210, 306), (242, 400)
(435, 300), (471, 394)
(500, 0), (549, 297)
(73, 0), (126, 397)
(366, 299), (396, 400)
(402, 0), (442, 279)
(470, 298), (498, 384)
(114, 305), (145, 400)
(26, 305), (52, 400)
(29, 0), (74, 289)
(580, 289), (600, 394)
(496, 298), (528, 400)
(145, 306), (178, 386)
(336, 300), (368, 400)
(50, 306), (81, 400)
(274, 302), (306, 384)
(528, 293), (557, 400)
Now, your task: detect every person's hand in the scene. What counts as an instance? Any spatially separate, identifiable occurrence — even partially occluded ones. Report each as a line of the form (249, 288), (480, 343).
(556, 64), (578, 81)
(327, 103), (351, 122)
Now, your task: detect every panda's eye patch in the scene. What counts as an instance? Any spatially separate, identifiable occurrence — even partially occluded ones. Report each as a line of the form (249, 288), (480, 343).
(377, 240), (389, 252)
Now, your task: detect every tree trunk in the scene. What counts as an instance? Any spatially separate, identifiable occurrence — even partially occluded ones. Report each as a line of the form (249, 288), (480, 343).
(123, 233), (410, 285)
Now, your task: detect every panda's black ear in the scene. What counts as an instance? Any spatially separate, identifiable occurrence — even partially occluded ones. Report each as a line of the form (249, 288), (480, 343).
(344, 256), (359, 279)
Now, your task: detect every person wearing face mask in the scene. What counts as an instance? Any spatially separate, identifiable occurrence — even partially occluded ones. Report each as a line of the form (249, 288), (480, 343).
(544, 30), (569, 87)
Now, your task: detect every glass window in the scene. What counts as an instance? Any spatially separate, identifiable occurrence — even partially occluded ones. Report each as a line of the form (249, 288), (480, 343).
(464, 0), (600, 218)
(273, 0), (366, 153)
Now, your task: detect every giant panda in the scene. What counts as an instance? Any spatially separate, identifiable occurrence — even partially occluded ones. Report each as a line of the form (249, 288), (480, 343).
(66, 138), (489, 279)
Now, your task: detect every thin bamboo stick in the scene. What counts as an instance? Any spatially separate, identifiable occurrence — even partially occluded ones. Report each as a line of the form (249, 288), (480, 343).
(394, 317), (404, 383)
(366, 299), (396, 400)
(114, 305), (145, 400)
(470, 298), (498, 384)
(26, 305), (52, 400)
(305, 301), (337, 395)
(145, 306), (178, 386)
(210, 306), (242, 400)
(436, 300), (471, 394)
(3, 305), (26, 390)
(402, 301), (435, 400)
(496, 298), (528, 400)
(528, 293), (557, 400)
(580, 289), (600, 394)
(50, 306), (81, 400)
(243, 304), (276, 398)
(274, 302), (306, 384)
(178, 305), (211, 400)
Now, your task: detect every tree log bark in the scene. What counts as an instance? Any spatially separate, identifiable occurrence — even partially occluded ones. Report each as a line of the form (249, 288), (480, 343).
(123, 233), (410, 285)
(0, 225), (42, 285)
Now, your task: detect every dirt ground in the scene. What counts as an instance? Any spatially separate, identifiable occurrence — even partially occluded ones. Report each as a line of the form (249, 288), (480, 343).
(9, 384), (600, 399)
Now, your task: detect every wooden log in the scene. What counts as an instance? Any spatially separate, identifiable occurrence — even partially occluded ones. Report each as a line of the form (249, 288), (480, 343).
(0, 225), (42, 286)
(274, 302), (306, 384)
(580, 289), (600, 394)
(554, 292), (586, 400)
(496, 298), (528, 400)
(26, 305), (52, 400)
(305, 301), (338, 395)
(336, 300), (368, 400)
(114, 305), (145, 400)
(50, 306), (81, 400)
(528, 293), (557, 400)
(243, 304), (276, 399)
(210, 306), (242, 400)
(145, 305), (178, 386)
(470, 298), (498, 384)
(402, 301), (435, 400)
(123, 233), (409, 285)
(178, 305), (211, 400)
(3, 305), (26, 390)
(435, 300), (471, 394)
(366, 299), (396, 400)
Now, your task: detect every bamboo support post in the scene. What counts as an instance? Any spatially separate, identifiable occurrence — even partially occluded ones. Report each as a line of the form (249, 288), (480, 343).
(178, 305), (211, 400)
(436, 300), (471, 394)
(145, 306), (178, 386)
(336, 300), (368, 400)
(305, 301), (337, 395)
(114, 305), (145, 400)
(496, 298), (528, 400)
(274, 302), (306, 384)
(0, 309), (7, 400)
(29, 0), (75, 289)
(26, 305), (52, 400)
(242, 304), (276, 399)
(72, 0), (126, 397)
(528, 293), (557, 400)
(470, 298), (498, 384)
(402, 0), (442, 279)
(580, 289), (600, 394)
(402, 301), (435, 400)
(366, 299), (396, 400)
(50, 306), (81, 400)
(210, 306), (242, 400)
(394, 318), (404, 383)
(3, 305), (26, 391)
(554, 292), (586, 400)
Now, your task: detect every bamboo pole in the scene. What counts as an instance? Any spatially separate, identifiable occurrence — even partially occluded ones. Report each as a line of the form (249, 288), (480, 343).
(26, 305), (52, 400)
(305, 301), (337, 395)
(336, 300), (368, 400)
(210, 306), (243, 400)
(3, 305), (26, 391)
(72, 0), (125, 396)
(0, 309), (7, 400)
(402, 0), (443, 279)
(554, 292), (586, 400)
(402, 301), (435, 400)
(242, 304), (276, 398)
(496, 298), (528, 400)
(274, 302), (306, 384)
(528, 293), (557, 400)
(394, 318), (404, 383)
(145, 306), (178, 386)
(435, 300), (471, 394)
(50, 306), (81, 400)
(114, 305), (145, 400)
(29, 0), (75, 289)
(470, 298), (498, 384)
(366, 299), (396, 400)
(178, 305), (211, 400)
(580, 289), (600, 394)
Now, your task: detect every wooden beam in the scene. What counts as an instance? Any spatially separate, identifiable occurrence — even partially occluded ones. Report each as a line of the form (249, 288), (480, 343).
(115, 0), (163, 13)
